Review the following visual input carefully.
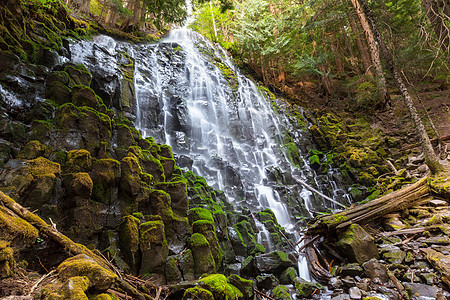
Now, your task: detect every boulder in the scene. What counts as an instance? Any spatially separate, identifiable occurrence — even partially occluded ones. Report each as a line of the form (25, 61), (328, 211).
(118, 216), (140, 273)
(362, 258), (389, 283)
(72, 85), (99, 108)
(293, 277), (314, 297)
(139, 220), (169, 275)
(57, 254), (117, 291)
(402, 282), (440, 298)
(336, 224), (378, 264)
(279, 266), (298, 284)
(228, 274), (254, 299)
(272, 285), (291, 300)
(182, 286), (214, 300)
(254, 251), (294, 275)
(256, 274), (279, 290)
(189, 233), (215, 276)
(0, 240), (14, 278)
(63, 172), (93, 199)
(197, 274), (243, 300)
(380, 245), (405, 264)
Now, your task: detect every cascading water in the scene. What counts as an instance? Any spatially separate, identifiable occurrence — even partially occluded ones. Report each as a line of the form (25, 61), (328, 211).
(69, 21), (350, 282)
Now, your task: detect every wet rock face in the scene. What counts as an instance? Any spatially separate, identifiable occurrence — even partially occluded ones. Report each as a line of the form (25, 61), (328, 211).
(336, 224), (379, 264)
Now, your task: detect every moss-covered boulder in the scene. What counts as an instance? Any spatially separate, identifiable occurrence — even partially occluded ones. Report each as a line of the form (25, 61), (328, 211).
(193, 219), (223, 268)
(64, 63), (92, 87)
(182, 286), (214, 300)
(46, 81), (72, 105)
(63, 172), (93, 199)
(280, 266), (298, 284)
(272, 285), (291, 300)
(71, 85), (100, 109)
(17, 140), (50, 160)
(118, 215), (140, 273)
(0, 157), (60, 208)
(139, 220), (169, 275)
(164, 255), (183, 284)
(293, 277), (314, 297)
(149, 190), (173, 223)
(178, 249), (195, 281)
(57, 254), (117, 291)
(120, 154), (143, 197)
(155, 178), (189, 218)
(336, 224), (379, 264)
(51, 103), (111, 155)
(228, 274), (254, 299)
(128, 146), (165, 183)
(198, 274), (243, 300)
(64, 150), (92, 174)
(254, 251), (294, 275)
(91, 159), (120, 205)
(189, 233), (216, 276)
(116, 124), (138, 149)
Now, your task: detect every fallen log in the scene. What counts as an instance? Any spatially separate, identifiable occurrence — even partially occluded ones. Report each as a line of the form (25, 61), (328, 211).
(308, 177), (430, 233)
(0, 191), (152, 300)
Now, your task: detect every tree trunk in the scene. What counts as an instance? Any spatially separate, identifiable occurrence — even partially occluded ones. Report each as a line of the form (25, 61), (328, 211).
(348, 12), (372, 74)
(422, 0), (450, 53)
(349, 0), (390, 108)
(358, 0), (443, 174)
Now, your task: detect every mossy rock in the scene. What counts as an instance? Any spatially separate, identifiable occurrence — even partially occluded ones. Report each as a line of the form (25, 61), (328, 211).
(120, 154), (143, 197)
(116, 124), (138, 149)
(64, 150), (92, 173)
(428, 167), (450, 200)
(227, 274), (254, 299)
(149, 190), (173, 223)
(189, 233), (216, 276)
(63, 172), (93, 199)
(28, 156), (61, 176)
(198, 274), (243, 300)
(53, 104), (112, 155)
(189, 207), (214, 224)
(57, 254), (117, 291)
(272, 285), (291, 300)
(71, 85), (99, 109)
(293, 277), (314, 297)
(280, 266), (298, 284)
(17, 140), (50, 160)
(182, 286), (214, 300)
(64, 63), (92, 87)
(254, 251), (294, 275)
(155, 178), (189, 218)
(118, 216), (140, 273)
(91, 159), (120, 205)
(139, 220), (169, 274)
(164, 255), (182, 284)
(46, 81), (72, 105)
(90, 294), (117, 300)
(336, 223), (379, 264)
(128, 146), (165, 183)
(193, 219), (223, 268)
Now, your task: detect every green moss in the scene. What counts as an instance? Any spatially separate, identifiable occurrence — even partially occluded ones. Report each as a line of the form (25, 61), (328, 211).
(17, 140), (50, 160)
(217, 62), (238, 94)
(182, 286), (214, 300)
(140, 220), (167, 246)
(198, 274), (243, 300)
(189, 208), (214, 224)
(228, 274), (254, 299)
(0, 206), (39, 246)
(64, 149), (92, 173)
(190, 232), (209, 247)
(272, 285), (290, 300)
(57, 255), (117, 291)
(118, 216), (140, 272)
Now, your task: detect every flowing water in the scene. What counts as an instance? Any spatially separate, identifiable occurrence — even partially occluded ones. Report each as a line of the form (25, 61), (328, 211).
(69, 27), (351, 281)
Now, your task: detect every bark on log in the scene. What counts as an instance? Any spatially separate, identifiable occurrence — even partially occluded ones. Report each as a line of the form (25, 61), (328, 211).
(308, 177), (430, 233)
(305, 243), (332, 283)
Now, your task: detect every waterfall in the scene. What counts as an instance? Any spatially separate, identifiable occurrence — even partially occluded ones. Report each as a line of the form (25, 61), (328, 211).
(69, 28), (350, 281)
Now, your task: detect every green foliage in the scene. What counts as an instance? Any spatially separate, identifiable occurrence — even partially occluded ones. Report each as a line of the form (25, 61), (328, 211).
(145, 0), (187, 29)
